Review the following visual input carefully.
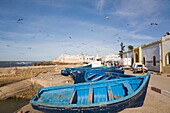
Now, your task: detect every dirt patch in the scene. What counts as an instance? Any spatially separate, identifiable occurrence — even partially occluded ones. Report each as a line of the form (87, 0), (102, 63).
(12, 83), (43, 100)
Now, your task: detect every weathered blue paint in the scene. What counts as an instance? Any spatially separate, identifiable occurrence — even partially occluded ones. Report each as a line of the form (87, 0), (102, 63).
(61, 65), (124, 77)
(61, 70), (69, 76)
(30, 74), (150, 113)
(84, 71), (134, 82)
(60, 65), (124, 83)
(61, 64), (92, 76)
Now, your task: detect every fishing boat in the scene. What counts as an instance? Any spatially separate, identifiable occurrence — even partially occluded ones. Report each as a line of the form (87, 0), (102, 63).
(84, 71), (134, 82)
(70, 70), (131, 84)
(61, 65), (124, 83)
(61, 64), (92, 76)
(30, 74), (150, 113)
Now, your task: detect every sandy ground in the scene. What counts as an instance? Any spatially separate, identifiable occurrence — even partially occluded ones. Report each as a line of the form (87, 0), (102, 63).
(16, 69), (170, 113)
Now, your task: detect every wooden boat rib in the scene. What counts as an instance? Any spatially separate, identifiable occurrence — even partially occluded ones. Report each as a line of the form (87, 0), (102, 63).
(30, 74), (150, 113)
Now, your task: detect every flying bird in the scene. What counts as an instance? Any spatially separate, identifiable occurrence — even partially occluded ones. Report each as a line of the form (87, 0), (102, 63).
(69, 36), (72, 39)
(16, 18), (24, 24)
(150, 22), (158, 26)
(105, 16), (109, 19)
(17, 18), (23, 21)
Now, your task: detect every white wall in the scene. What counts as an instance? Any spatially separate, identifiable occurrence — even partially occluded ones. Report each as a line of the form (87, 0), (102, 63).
(162, 36), (170, 66)
(142, 43), (160, 72)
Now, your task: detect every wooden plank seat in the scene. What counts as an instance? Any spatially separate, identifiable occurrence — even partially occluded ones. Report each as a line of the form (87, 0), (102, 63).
(91, 75), (105, 82)
(122, 82), (134, 95)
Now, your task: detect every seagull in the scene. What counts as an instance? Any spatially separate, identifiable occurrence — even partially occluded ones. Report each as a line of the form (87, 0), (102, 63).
(50, 77), (53, 80)
(105, 16), (109, 19)
(150, 22), (158, 26)
(66, 80), (69, 84)
(69, 36), (71, 39)
(17, 18), (23, 21)
(16, 18), (23, 24)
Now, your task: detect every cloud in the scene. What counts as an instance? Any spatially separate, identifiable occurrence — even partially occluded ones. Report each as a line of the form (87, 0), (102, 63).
(114, 0), (161, 18)
(96, 0), (105, 13)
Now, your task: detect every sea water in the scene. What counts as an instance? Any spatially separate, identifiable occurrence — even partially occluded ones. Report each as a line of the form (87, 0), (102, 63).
(0, 61), (35, 68)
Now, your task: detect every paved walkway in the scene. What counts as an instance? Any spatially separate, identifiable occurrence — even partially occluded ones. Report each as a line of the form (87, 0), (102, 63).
(125, 70), (170, 97)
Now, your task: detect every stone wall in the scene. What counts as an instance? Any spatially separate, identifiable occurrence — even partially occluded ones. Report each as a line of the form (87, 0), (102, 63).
(0, 66), (55, 87)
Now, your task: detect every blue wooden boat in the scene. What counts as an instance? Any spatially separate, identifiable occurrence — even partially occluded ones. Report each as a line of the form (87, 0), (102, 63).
(61, 64), (92, 76)
(70, 70), (130, 84)
(62, 66), (124, 83)
(84, 71), (134, 82)
(30, 74), (150, 113)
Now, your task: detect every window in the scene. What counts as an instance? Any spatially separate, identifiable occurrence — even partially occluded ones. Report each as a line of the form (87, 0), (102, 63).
(135, 53), (139, 62)
(143, 57), (145, 65)
(166, 52), (170, 65)
(153, 56), (156, 66)
(169, 53), (170, 64)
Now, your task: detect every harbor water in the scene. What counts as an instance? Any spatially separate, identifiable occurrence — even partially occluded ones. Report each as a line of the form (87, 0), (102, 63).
(0, 61), (35, 68)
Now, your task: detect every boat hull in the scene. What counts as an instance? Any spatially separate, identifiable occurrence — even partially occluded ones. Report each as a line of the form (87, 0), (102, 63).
(31, 75), (150, 113)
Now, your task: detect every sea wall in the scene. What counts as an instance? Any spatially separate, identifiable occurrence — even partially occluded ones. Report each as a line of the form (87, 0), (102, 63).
(0, 66), (55, 87)
(0, 64), (82, 100)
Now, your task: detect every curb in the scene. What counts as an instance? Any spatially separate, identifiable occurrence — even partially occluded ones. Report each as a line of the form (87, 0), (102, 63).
(148, 85), (170, 98)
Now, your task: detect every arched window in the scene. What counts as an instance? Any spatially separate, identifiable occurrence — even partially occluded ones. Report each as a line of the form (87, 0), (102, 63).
(135, 53), (139, 62)
(131, 58), (134, 66)
(143, 57), (145, 65)
(153, 56), (156, 66)
(166, 52), (170, 65)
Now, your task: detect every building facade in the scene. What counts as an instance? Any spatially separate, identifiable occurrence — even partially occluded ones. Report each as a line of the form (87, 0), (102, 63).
(162, 35), (170, 73)
(123, 33), (170, 73)
(103, 54), (121, 62)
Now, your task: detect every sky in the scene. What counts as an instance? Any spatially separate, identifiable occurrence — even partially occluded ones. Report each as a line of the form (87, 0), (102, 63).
(0, 0), (170, 61)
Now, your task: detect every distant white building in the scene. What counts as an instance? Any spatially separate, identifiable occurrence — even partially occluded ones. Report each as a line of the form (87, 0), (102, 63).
(52, 54), (85, 63)
(103, 54), (121, 62)
(52, 54), (99, 64)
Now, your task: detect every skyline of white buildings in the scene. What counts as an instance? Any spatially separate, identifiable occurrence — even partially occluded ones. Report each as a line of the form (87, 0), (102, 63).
(52, 54), (121, 64)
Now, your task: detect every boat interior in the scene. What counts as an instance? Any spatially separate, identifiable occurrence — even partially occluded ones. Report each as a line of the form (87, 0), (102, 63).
(35, 76), (145, 106)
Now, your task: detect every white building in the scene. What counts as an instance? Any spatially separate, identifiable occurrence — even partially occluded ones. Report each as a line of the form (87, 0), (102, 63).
(52, 54), (99, 64)
(52, 54), (85, 63)
(122, 32), (170, 73)
(103, 54), (121, 62)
